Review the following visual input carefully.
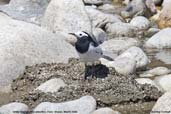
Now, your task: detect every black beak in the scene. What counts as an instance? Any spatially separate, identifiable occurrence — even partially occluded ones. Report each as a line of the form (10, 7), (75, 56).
(69, 33), (78, 40)
(69, 33), (75, 36)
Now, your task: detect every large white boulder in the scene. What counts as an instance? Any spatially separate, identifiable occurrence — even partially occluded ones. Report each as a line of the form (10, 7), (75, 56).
(42, 0), (91, 33)
(0, 13), (77, 90)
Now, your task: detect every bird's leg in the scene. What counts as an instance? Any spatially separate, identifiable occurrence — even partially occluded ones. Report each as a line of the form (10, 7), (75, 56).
(91, 63), (95, 79)
(84, 64), (88, 80)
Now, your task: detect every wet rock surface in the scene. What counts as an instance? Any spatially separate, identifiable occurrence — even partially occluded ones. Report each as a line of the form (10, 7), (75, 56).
(8, 59), (162, 109)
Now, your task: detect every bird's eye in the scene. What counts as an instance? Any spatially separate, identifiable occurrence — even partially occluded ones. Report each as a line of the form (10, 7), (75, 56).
(79, 33), (82, 36)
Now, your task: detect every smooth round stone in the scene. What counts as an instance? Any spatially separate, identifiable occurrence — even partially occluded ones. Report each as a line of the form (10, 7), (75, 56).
(140, 67), (170, 78)
(135, 78), (161, 90)
(33, 96), (96, 114)
(91, 107), (121, 114)
(35, 78), (66, 93)
(42, 0), (91, 33)
(0, 102), (29, 114)
(105, 22), (137, 37)
(115, 46), (149, 69)
(154, 74), (171, 92)
(114, 57), (136, 75)
(101, 38), (140, 54)
(145, 28), (171, 48)
(151, 92), (171, 114)
(145, 28), (160, 37)
(130, 16), (150, 30)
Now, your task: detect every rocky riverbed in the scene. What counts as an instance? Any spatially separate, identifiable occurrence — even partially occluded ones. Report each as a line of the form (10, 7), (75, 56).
(1, 0), (171, 114)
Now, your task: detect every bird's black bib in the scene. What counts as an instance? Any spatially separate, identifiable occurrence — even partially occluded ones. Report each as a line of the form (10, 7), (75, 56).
(75, 37), (90, 54)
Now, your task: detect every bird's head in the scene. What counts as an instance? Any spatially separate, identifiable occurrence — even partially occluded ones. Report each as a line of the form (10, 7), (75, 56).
(69, 31), (91, 39)
(69, 31), (98, 47)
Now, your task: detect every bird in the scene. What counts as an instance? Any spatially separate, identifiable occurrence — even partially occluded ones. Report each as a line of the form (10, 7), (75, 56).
(69, 31), (113, 79)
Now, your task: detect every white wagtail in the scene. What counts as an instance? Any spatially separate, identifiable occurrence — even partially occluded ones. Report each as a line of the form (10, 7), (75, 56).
(69, 31), (113, 79)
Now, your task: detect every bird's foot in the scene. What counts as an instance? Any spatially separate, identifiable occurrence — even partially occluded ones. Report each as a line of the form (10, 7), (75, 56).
(94, 60), (101, 66)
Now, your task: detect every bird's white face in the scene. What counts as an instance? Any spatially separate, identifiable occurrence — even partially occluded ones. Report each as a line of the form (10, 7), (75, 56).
(74, 31), (89, 38)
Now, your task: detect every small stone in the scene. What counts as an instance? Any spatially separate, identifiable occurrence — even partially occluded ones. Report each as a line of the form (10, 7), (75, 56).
(140, 67), (170, 78)
(36, 78), (66, 93)
(135, 78), (161, 90)
(83, 0), (103, 5)
(0, 102), (29, 114)
(130, 16), (150, 30)
(145, 28), (160, 37)
(91, 107), (121, 114)
(154, 74), (171, 92)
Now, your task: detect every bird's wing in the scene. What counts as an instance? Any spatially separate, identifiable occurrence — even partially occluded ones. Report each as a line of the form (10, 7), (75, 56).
(102, 50), (116, 61)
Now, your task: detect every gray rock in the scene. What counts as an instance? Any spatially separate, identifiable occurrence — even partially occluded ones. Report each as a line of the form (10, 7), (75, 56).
(0, 0), (9, 5)
(135, 78), (161, 90)
(83, 0), (112, 5)
(115, 46), (149, 69)
(145, 28), (160, 37)
(145, 28), (171, 49)
(114, 57), (136, 75)
(0, 0), (50, 25)
(153, 0), (163, 5)
(140, 67), (170, 78)
(33, 96), (96, 114)
(130, 16), (150, 30)
(151, 92), (171, 114)
(0, 102), (29, 114)
(162, 0), (170, 7)
(42, 0), (91, 33)
(93, 28), (107, 44)
(0, 14), (77, 88)
(83, 0), (103, 5)
(36, 78), (66, 93)
(154, 74), (171, 92)
(105, 22), (138, 38)
(91, 108), (121, 114)
(121, 0), (156, 18)
(101, 38), (140, 54)
(155, 50), (171, 64)
(98, 4), (116, 13)
(85, 6), (122, 28)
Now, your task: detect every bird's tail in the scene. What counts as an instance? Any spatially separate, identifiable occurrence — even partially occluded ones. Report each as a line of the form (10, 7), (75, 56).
(102, 55), (114, 61)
